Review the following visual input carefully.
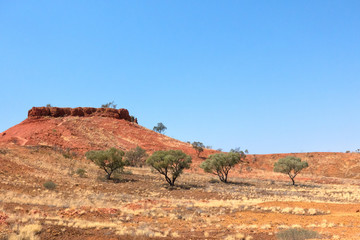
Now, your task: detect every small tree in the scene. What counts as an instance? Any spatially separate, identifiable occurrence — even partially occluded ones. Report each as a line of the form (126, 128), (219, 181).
(146, 150), (192, 186)
(101, 101), (117, 108)
(230, 147), (248, 154)
(192, 141), (205, 157)
(125, 146), (149, 167)
(85, 148), (126, 180)
(153, 122), (167, 134)
(273, 156), (309, 185)
(200, 152), (246, 183)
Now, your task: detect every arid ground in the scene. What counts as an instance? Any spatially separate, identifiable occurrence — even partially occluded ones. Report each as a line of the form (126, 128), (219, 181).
(0, 144), (360, 240)
(1, 111), (360, 240)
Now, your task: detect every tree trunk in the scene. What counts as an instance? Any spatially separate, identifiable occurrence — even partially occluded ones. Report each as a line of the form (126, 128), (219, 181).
(291, 177), (295, 185)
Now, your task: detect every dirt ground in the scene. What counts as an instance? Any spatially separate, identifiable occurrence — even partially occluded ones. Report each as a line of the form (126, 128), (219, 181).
(0, 145), (360, 240)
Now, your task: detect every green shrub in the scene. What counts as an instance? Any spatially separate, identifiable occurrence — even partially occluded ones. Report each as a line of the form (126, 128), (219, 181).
(125, 146), (148, 167)
(76, 168), (87, 178)
(43, 181), (56, 190)
(192, 141), (205, 157)
(101, 101), (117, 108)
(62, 152), (72, 159)
(86, 148), (126, 180)
(146, 150), (192, 186)
(200, 152), (246, 183)
(274, 156), (309, 185)
(276, 228), (321, 240)
(153, 122), (167, 134)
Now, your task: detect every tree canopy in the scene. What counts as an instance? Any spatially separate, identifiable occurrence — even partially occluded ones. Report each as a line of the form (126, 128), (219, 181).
(200, 152), (246, 183)
(86, 147), (126, 180)
(146, 150), (192, 186)
(101, 101), (117, 109)
(153, 122), (167, 134)
(273, 156), (309, 185)
(125, 146), (148, 167)
(192, 141), (205, 157)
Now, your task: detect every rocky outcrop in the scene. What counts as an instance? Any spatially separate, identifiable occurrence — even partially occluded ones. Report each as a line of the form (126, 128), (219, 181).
(28, 107), (135, 122)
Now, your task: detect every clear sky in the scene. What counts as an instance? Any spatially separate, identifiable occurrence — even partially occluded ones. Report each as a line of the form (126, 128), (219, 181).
(1, 1), (359, 154)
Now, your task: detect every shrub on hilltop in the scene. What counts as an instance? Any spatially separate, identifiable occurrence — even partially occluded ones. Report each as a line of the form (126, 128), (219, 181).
(153, 122), (167, 134)
(101, 101), (117, 108)
(146, 150), (192, 186)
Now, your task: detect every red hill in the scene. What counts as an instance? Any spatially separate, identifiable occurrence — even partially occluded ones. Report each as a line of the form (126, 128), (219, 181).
(0, 107), (216, 157)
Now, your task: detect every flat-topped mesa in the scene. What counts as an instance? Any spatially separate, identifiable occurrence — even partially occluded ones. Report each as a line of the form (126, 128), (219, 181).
(28, 107), (136, 122)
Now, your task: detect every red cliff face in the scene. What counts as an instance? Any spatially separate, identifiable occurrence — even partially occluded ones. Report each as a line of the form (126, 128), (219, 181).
(28, 107), (134, 122)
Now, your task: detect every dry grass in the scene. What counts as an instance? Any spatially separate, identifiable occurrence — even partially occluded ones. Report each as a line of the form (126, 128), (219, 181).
(0, 145), (360, 239)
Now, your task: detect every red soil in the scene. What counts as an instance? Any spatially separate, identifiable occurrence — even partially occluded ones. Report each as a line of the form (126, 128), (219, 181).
(0, 111), (217, 158)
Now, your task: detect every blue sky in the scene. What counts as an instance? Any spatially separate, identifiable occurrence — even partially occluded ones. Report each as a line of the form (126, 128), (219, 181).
(1, 1), (359, 154)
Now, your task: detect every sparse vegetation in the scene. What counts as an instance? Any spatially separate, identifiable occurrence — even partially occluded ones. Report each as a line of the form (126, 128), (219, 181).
(274, 156), (309, 185)
(130, 115), (136, 123)
(101, 101), (117, 108)
(43, 181), (56, 190)
(192, 141), (205, 157)
(0, 149), (8, 154)
(200, 152), (246, 183)
(153, 122), (167, 134)
(85, 148), (126, 180)
(125, 146), (148, 167)
(9, 223), (42, 240)
(230, 147), (249, 154)
(76, 168), (87, 178)
(146, 150), (192, 186)
(276, 227), (321, 240)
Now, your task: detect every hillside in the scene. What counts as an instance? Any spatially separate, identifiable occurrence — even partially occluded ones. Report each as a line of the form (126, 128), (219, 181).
(1, 107), (360, 180)
(0, 107), (217, 157)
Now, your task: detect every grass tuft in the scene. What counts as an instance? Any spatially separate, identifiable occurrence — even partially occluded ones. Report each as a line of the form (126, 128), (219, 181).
(276, 227), (321, 240)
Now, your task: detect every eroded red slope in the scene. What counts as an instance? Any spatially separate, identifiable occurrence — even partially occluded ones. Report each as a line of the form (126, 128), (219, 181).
(0, 111), (217, 158)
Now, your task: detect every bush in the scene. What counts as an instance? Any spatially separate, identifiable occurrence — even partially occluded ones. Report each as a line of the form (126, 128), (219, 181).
(146, 150), (192, 186)
(153, 122), (167, 134)
(125, 146), (148, 167)
(76, 168), (87, 178)
(192, 141), (205, 157)
(274, 156), (309, 185)
(101, 101), (117, 108)
(43, 181), (56, 190)
(85, 148), (126, 180)
(200, 152), (246, 183)
(276, 228), (321, 240)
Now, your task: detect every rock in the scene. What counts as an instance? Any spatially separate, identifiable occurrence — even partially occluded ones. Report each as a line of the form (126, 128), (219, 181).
(83, 107), (97, 116)
(49, 107), (65, 117)
(27, 107), (134, 122)
(28, 107), (50, 117)
(71, 107), (85, 117)
(118, 108), (131, 121)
